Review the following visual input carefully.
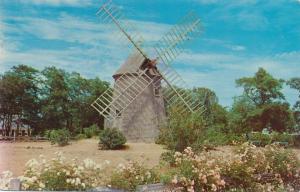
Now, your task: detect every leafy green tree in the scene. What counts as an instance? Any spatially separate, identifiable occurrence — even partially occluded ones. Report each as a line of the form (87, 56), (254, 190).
(192, 87), (218, 117)
(234, 68), (294, 132)
(236, 68), (285, 106)
(287, 78), (300, 130)
(0, 65), (40, 136)
(40, 67), (70, 132)
(228, 96), (256, 134)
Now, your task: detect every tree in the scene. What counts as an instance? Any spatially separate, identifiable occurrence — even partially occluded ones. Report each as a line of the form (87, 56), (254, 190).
(234, 68), (295, 132)
(228, 95), (256, 134)
(40, 67), (70, 132)
(192, 87), (218, 117)
(236, 68), (285, 106)
(0, 65), (40, 136)
(287, 78), (300, 130)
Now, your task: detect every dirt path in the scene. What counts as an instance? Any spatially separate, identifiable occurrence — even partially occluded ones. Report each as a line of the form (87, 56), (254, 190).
(0, 139), (165, 177)
(1, 139), (299, 177)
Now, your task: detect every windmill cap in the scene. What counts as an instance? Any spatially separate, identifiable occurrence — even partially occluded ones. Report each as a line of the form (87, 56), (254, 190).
(113, 52), (146, 78)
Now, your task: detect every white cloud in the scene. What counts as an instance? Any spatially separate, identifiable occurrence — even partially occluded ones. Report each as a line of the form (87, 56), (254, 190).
(202, 38), (247, 52)
(1, 11), (298, 107)
(168, 51), (300, 106)
(0, 13), (172, 82)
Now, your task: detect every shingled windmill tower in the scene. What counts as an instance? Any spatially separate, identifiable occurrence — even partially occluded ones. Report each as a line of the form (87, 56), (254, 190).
(92, 0), (204, 142)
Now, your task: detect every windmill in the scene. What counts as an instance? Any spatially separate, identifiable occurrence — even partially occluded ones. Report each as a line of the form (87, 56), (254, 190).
(91, 0), (205, 141)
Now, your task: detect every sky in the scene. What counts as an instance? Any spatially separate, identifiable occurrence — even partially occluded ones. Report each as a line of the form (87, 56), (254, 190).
(0, 0), (299, 107)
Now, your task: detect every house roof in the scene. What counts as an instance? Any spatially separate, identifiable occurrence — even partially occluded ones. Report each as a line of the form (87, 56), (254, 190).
(113, 51), (146, 77)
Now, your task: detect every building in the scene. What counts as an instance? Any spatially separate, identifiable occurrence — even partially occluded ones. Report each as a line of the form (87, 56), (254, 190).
(105, 52), (167, 142)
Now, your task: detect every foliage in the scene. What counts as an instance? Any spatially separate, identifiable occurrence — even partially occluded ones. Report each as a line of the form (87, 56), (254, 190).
(0, 65), (40, 136)
(287, 77), (300, 111)
(99, 128), (126, 150)
(241, 103), (296, 133)
(200, 125), (246, 147)
(162, 144), (300, 191)
(49, 129), (70, 146)
(270, 132), (294, 144)
(0, 65), (110, 136)
(249, 132), (295, 146)
(236, 68), (285, 106)
(1, 143), (299, 191)
(287, 77), (300, 130)
(157, 108), (206, 152)
(264, 145), (299, 183)
(19, 152), (110, 191)
(83, 124), (99, 138)
(161, 147), (226, 192)
(74, 133), (86, 140)
(228, 96), (256, 134)
(231, 68), (296, 133)
(0, 171), (13, 190)
(110, 161), (160, 191)
(249, 132), (272, 146)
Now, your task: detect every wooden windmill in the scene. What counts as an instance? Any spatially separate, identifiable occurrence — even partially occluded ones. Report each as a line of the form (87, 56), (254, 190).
(91, 0), (205, 142)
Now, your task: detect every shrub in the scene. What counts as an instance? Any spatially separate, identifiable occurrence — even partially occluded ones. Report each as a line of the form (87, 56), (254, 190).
(44, 130), (51, 139)
(0, 171), (13, 190)
(83, 124), (99, 138)
(250, 132), (271, 146)
(161, 147), (226, 192)
(110, 161), (160, 191)
(157, 109), (205, 152)
(162, 144), (300, 191)
(270, 132), (294, 145)
(99, 128), (126, 150)
(20, 152), (110, 191)
(225, 143), (300, 190)
(49, 129), (70, 146)
(160, 151), (176, 166)
(74, 133), (86, 140)
(264, 144), (300, 183)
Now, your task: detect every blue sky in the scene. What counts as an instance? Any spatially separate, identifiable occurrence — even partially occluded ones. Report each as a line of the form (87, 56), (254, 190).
(0, 0), (299, 107)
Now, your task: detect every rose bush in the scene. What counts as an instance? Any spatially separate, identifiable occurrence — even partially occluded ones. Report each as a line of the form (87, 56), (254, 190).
(19, 152), (110, 190)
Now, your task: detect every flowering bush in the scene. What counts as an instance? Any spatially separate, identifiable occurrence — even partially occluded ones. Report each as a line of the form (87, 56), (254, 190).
(0, 171), (14, 190)
(110, 161), (160, 191)
(20, 152), (110, 190)
(223, 143), (300, 190)
(162, 147), (226, 192)
(264, 144), (300, 185)
(162, 144), (300, 191)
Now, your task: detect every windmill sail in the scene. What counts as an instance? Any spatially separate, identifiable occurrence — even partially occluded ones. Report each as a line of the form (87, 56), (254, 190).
(153, 11), (204, 114)
(96, 0), (147, 58)
(91, 52), (154, 120)
(92, 0), (205, 120)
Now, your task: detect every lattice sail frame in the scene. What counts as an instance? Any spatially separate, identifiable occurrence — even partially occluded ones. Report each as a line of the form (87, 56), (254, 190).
(92, 0), (205, 120)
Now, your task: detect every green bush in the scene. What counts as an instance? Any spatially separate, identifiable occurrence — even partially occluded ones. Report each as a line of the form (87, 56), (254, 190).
(44, 130), (51, 139)
(157, 108), (205, 152)
(270, 132), (294, 145)
(49, 129), (70, 146)
(74, 133), (86, 140)
(250, 132), (272, 146)
(83, 124), (99, 138)
(99, 128), (126, 150)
